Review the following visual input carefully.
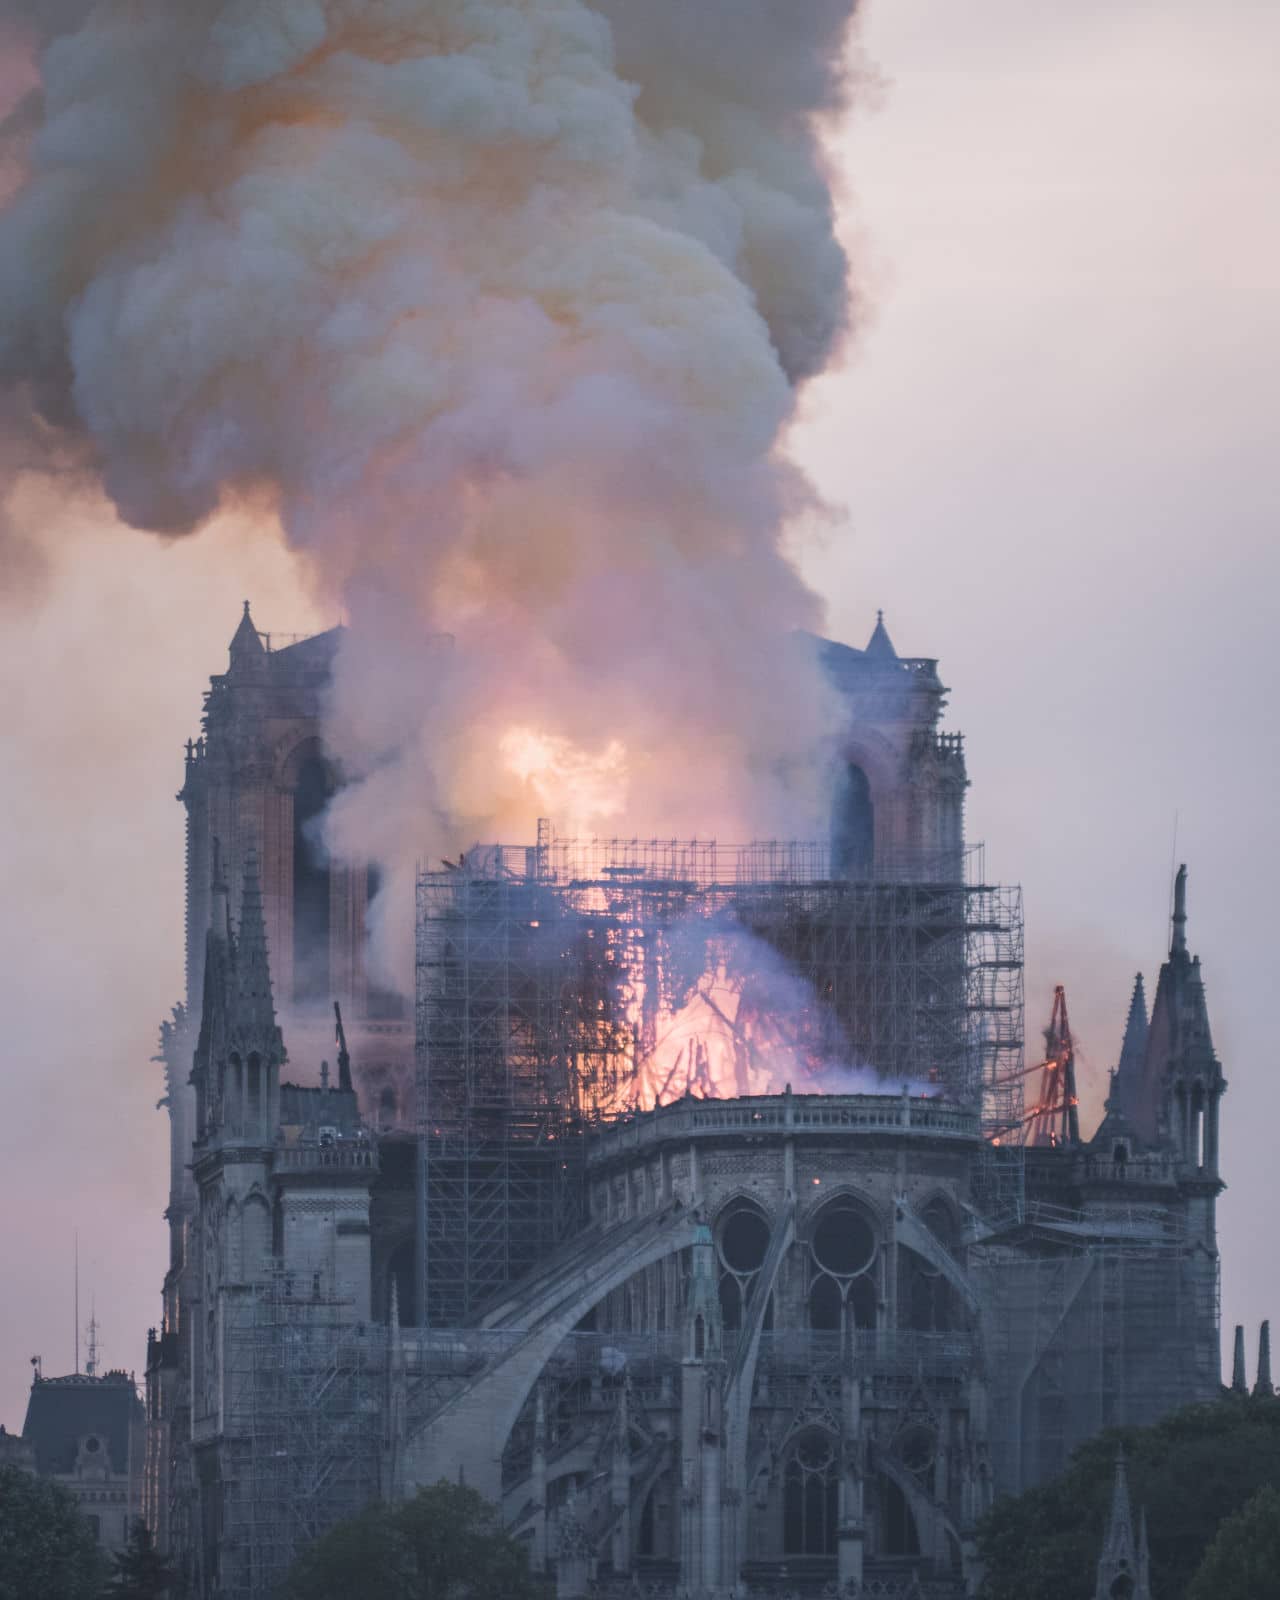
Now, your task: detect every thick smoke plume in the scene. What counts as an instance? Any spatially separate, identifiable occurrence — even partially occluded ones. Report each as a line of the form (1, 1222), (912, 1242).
(0, 1), (860, 987)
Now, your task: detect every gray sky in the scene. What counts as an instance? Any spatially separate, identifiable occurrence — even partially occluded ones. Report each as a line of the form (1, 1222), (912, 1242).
(1, 0), (1277, 1424)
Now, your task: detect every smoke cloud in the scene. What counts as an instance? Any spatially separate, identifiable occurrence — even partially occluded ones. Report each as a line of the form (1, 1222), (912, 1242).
(0, 1), (860, 987)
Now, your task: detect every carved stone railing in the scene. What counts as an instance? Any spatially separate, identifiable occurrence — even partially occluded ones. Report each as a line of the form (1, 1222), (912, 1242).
(587, 1092), (979, 1167)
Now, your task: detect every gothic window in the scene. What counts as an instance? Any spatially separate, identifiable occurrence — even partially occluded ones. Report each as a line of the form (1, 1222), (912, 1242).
(293, 752), (332, 1006)
(783, 1430), (838, 1556)
(808, 1196), (879, 1332)
(365, 866), (407, 1020)
(716, 1202), (770, 1331)
(638, 1485), (657, 1557)
(246, 1053), (262, 1130)
(880, 1475), (920, 1557)
(901, 1247), (953, 1332)
(1191, 1084), (1207, 1168)
(832, 762), (875, 879)
(848, 1275), (876, 1329)
(902, 1200), (959, 1333)
(242, 1195), (270, 1277)
(809, 1273), (843, 1332)
(812, 1199), (876, 1277)
(1110, 1578), (1134, 1600)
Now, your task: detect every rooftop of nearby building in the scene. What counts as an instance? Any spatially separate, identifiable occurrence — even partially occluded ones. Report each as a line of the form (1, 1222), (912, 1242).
(21, 1370), (143, 1477)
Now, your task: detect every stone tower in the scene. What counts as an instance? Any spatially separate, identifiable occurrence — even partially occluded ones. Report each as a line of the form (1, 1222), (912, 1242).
(816, 612), (968, 881)
(175, 605), (412, 1124)
(183, 845), (377, 1598)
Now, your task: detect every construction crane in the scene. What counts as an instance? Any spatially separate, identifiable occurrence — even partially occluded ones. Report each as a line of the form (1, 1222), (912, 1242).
(1023, 984), (1079, 1148)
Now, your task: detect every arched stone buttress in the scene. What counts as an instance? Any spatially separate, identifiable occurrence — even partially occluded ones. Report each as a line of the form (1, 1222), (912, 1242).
(402, 1206), (703, 1500)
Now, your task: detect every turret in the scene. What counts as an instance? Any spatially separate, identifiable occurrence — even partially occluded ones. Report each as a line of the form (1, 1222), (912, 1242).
(1133, 866), (1226, 1174)
(680, 1224), (725, 1593)
(684, 1224), (723, 1363)
(228, 599), (266, 678)
(1256, 1321), (1273, 1398)
(1232, 1325), (1249, 1394)
(1114, 973), (1148, 1113)
(191, 848), (285, 1147)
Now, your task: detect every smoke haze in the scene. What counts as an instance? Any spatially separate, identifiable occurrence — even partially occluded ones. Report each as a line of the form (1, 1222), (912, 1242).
(0, 0), (863, 984)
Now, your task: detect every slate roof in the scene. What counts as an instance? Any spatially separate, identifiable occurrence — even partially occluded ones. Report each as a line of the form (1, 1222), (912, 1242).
(22, 1373), (142, 1476)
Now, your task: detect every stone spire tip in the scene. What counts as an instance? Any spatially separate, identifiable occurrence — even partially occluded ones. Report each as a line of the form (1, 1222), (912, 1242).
(1171, 863), (1188, 957)
(1232, 1324), (1248, 1393)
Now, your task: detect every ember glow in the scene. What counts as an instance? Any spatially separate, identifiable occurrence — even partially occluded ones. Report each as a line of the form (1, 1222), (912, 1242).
(623, 954), (932, 1110)
(499, 726), (629, 833)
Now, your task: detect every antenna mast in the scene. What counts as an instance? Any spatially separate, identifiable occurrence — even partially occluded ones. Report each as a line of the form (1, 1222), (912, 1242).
(86, 1298), (99, 1379)
(74, 1232), (79, 1375)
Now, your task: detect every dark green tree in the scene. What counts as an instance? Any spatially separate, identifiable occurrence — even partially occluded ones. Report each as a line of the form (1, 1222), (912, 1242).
(279, 1480), (549, 1600)
(0, 1462), (106, 1600)
(1188, 1481), (1280, 1600)
(977, 1393), (1280, 1600)
(102, 1519), (180, 1598)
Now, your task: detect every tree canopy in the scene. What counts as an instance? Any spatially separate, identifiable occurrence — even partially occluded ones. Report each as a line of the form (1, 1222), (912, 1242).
(977, 1393), (1280, 1600)
(0, 1462), (104, 1600)
(103, 1519), (181, 1598)
(279, 1480), (550, 1600)
(1188, 1481), (1280, 1600)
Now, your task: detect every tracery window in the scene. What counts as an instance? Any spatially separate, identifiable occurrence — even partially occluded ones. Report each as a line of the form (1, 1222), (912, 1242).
(716, 1202), (770, 1331)
(807, 1196), (879, 1332)
(832, 762), (875, 879)
(783, 1429), (838, 1556)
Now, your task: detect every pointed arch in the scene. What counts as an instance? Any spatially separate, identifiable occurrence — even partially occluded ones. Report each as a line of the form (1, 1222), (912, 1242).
(224, 1197), (242, 1282)
(242, 1193), (271, 1278)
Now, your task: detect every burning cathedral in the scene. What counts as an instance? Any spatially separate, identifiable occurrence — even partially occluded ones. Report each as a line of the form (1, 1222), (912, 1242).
(141, 605), (1225, 1600)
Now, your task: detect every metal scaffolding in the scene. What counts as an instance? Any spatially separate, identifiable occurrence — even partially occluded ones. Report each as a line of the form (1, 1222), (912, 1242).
(216, 1274), (385, 1600)
(971, 1198), (1206, 1492)
(415, 825), (1024, 1328)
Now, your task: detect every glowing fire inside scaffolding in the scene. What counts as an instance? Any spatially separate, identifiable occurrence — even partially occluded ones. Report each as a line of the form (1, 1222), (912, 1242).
(412, 824), (1024, 1323)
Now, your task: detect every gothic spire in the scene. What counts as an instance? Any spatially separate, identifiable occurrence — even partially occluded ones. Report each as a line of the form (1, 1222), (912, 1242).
(1108, 1446), (1132, 1536)
(1095, 1449), (1149, 1600)
(231, 849), (284, 1066)
(229, 599), (266, 674)
(865, 608), (898, 661)
(1171, 862), (1188, 958)
(1256, 1320), (1273, 1397)
(1137, 1509), (1151, 1593)
(1232, 1325), (1248, 1393)
(1118, 974), (1148, 1082)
